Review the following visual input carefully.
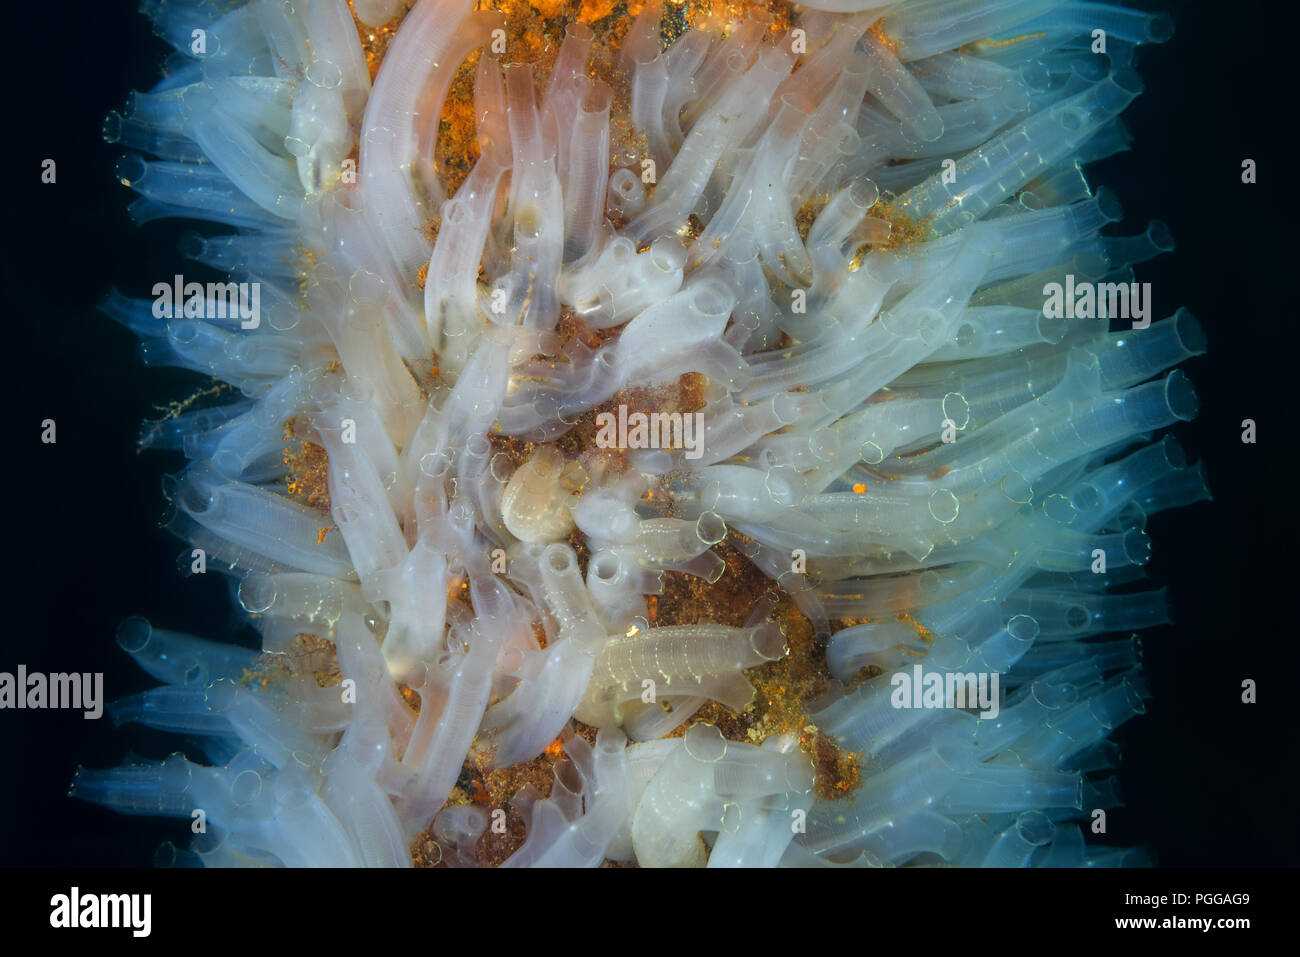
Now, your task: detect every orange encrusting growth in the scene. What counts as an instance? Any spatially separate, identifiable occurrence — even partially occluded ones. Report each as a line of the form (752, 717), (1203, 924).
(282, 418), (333, 514)
(346, 0), (416, 80)
(434, 54), (483, 200)
(848, 198), (934, 271)
(411, 730), (581, 866)
(241, 633), (342, 691)
(868, 20), (901, 56)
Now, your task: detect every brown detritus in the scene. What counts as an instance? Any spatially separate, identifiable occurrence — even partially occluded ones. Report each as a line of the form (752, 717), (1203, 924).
(421, 214), (442, 247)
(457, 761), (493, 805)
(678, 370), (710, 411)
(410, 773), (477, 866)
(287, 633), (344, 688)
(897, 610), (935, 644)
(677, 212), (704, 243)
(474, 804), (531, 866)
(665, 699), (752, 741)
(416, 262), (429, 291)
(241, 633), (343, 692)
(413, 720), (609, 865)
(553, 306), (623, 351)
(849, 196), (933, 270)
(444, 784), (474, 809)
(743, 593), (827, 743)
(240, 653), (294, 692)
(397, 683), (423, 712)
(435, 54), (481, 199)
(795, 193), (829, 244)
(480, 752), (561, 806)
(927, 463), (953, 480)
(446, 575), (473, 612)
(347, 0), (415, 79)
(875, 197), (934, 244)
(799, 725), (862, 800)
(571, 719), (600, 745)
(830, 616), (871, 632)
(531, 619), (550, 650)
(138, 381), (235, 453)
(548, 373), (708, 471)
(666, 0), (796, 42)
(847, 662), (885, 690)
(647, 537), (772, 631)
(467, 730), (575, 865)
(283, 418), (332, 514)
(409, 827), (446, 866)
(611, 129), (650, 179)
(643, 533), (831, 748)
(566, 525), (593, 579)
(659, 0), (688, 44)
(579, 0), (628, 26)
(867, 19), (901, 57)
(510, 309), (624, 384)
(486, 431), (539, 473)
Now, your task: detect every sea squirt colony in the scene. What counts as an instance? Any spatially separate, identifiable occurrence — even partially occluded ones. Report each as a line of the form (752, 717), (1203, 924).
(77, 0), (1208, 867)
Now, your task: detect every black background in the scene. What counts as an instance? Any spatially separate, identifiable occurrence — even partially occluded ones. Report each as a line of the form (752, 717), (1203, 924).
(2, 0), (1296, 869)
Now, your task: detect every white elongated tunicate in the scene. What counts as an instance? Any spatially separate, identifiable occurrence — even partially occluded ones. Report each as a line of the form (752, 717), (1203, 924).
(499, 444), (577, 543)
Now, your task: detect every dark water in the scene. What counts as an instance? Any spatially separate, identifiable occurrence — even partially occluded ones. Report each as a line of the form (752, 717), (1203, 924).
(3, 0), (1296, 867)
